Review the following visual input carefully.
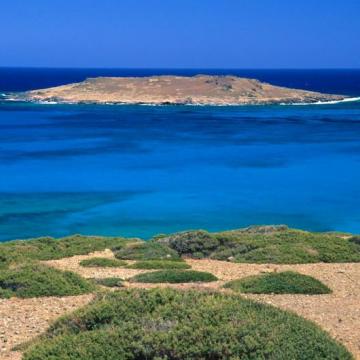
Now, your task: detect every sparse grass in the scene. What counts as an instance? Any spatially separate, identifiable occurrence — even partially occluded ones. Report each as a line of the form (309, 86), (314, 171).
(126, 260), (190, 270)
(155, 225), (360, 263)
(129, 269), (217, 283)
(0, 234), (137, 269)
(224, 271), (331, 294)
(93, 277), (124, 288)
(114, 241), (180, 261)
(80, 258), (127, 268)
(0, 264), (94, 298)
(23, 288), (352, 360)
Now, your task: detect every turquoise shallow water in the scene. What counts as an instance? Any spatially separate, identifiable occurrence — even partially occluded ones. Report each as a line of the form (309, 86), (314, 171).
(1, 98), (360, 241)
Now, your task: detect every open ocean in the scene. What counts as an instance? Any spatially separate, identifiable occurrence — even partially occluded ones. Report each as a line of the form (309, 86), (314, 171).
(0, 68), (360, 242)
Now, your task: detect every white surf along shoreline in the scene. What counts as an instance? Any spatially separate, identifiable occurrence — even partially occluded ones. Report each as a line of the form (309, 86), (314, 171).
(1, 93), (360, 106)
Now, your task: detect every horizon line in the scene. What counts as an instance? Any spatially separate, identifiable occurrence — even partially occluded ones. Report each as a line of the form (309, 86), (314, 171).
(1, 66), (360, 71)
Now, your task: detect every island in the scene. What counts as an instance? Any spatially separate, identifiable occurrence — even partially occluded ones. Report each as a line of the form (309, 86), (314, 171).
(17, 75), (345, 105)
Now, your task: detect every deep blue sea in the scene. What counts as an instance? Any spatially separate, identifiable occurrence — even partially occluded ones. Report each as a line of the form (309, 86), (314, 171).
(0, 68), (360, 242)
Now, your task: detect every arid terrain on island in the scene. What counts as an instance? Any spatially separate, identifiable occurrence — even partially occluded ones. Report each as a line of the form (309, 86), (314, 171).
(18, 75), (346, 105)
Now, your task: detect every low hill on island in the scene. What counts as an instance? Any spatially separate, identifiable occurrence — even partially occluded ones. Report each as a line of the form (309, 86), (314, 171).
(18, 75), (345, 105)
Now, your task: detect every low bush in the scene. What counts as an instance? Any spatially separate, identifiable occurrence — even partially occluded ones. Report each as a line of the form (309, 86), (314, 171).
(154, 230), (223, 258)
(0, 234), (136, 269)
(1, 226), (359, 270)
(126, 260), (190, 270)
(114, 241), (179, 261)
(223, 271), (331, 294)
(23, 288), (351, 360)
(154, 226), (360, 264)
(79, 258), (127, 268)
(349, 236), (360, 245)
(129, 270), (217, 283)
(0, 264), (94, 298)
(0, 288), (13, 299)
(94, 278), (124, 288)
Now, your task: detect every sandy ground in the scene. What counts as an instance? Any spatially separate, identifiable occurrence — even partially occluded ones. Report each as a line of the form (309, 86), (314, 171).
(0, 294), (94, 360)
(1, 250), (359, 359)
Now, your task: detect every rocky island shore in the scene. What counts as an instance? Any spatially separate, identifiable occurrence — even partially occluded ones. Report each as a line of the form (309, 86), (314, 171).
(17, 75), (346, 105)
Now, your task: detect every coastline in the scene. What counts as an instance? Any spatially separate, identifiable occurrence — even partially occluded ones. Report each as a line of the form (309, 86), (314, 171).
(4, 95), (359, 107)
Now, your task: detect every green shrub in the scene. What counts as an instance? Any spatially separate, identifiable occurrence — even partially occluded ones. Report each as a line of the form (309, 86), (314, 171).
(1, 226), (359, 269)
(126, 260), (190, 270)
(80, 258), (127, 268)
(155, 226), (360, 264)
(155, 230), (222, 258)
(114, 241), (179, 261)
(0, 287), (13, 298)
(129, 270), (217, 283)
(0, 234), (136, 269)
(349, 236), (360, 245)
(210, 243), (258, 261)
(94, 278), (124, 288)
(224, 271), (331, 294)
(0, 264), (94, 298)
(23, 288), (351, 360)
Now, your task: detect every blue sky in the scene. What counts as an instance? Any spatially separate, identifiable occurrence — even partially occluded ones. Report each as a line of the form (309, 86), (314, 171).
(1, 0), (359, 68)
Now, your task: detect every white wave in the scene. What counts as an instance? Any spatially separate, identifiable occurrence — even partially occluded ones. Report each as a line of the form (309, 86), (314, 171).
(282, 97), (360, 106)
(0, 93), (25, 102)
(38, 100), (59, 105)
(3, 97), (22, 102)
